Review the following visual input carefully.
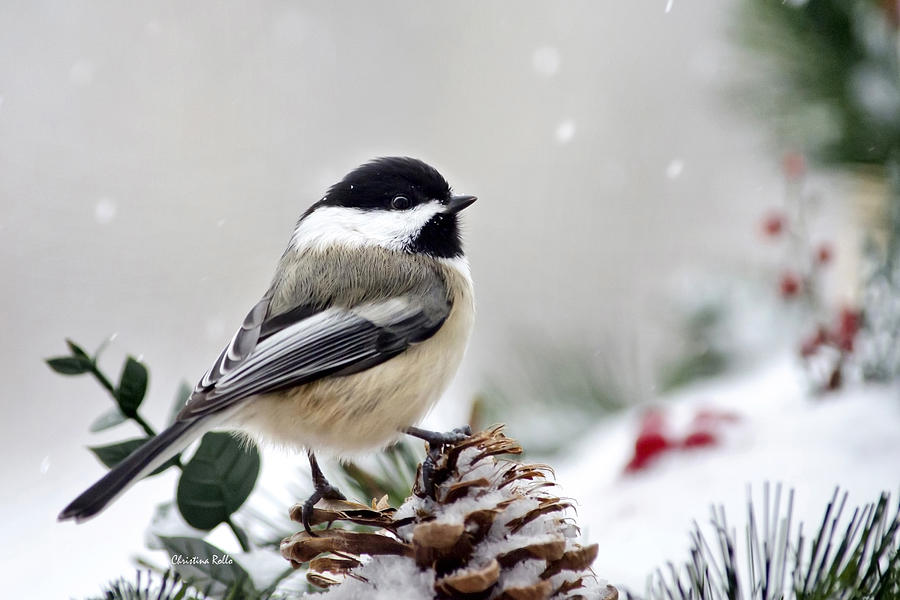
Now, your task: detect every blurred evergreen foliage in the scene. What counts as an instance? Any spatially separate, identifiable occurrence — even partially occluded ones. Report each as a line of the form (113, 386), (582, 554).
(737, 0), (900, 167)
(658, 304), (730, 393)
(475, 343), (629, 456)
(738, 0), (900, 384)
(337, 439), (420, 509)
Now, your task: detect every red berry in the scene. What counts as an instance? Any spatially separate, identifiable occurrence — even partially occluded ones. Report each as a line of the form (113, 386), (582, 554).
(782, 152), (806, 180)
(682, 430), (718, 448)
(816, 243), (833, 265)
(624, 457), (644, 472)
(780, 273), (801, 298)
(835, 307), (861, 352)
(625, 431), (672, 473)
(762, 212), (785, 237)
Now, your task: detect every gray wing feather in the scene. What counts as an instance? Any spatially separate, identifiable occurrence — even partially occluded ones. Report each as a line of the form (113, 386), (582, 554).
(197, 293), (272, 391)
(178, 295), (449, 420)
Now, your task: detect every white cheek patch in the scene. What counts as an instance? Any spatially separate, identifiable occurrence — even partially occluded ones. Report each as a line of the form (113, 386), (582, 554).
(291, 201), (444, 252)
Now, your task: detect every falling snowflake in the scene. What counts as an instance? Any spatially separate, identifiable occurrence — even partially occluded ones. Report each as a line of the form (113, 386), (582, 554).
(532, 46), (561, 77)
(666, 159), (684, 179)
(69, 59), (95, 86)
(555, 119), (576, 144)
(665, 0), (674, 13)
(94, 197), (117, 224)
(40, 456), (50, 475)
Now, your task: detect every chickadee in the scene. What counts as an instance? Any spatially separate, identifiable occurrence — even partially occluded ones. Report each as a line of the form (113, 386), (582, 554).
(59, 157), (477, 532)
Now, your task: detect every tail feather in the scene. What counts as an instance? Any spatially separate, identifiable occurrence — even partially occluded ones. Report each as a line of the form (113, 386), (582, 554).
(58, 419), (206, 522)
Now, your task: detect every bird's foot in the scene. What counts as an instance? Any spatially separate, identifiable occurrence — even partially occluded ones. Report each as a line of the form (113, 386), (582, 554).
(301, 451), (346, 536)
(405, 425), (472, 498)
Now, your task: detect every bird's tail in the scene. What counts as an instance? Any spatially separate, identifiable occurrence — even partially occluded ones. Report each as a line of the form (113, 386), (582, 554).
(58, 418), (209, 522)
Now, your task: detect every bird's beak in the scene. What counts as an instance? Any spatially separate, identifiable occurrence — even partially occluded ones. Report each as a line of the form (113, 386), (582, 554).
(444, 194), (477, 214)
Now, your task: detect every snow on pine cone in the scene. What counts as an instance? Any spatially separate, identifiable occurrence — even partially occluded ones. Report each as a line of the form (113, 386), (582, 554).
(280, 425), (615, 600)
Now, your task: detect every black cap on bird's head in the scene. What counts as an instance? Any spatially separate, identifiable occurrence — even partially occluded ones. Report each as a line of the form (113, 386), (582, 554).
(301, 157), (476, 258)
(325, 157), (452, 210)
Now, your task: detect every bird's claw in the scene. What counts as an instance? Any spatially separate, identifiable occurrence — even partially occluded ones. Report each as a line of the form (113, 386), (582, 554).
(405, 425), (473, 498)
(300, 483), (346, 536)
(302, 451), (347, 536)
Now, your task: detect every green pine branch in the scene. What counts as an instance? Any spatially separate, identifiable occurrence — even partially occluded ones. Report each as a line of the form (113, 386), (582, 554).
(636, 484), (900, 600)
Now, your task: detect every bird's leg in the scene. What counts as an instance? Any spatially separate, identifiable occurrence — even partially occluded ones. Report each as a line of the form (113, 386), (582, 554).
(404, 425), (472, 447)
(301, 450), (346, 536)
(404, 425), (472, 497)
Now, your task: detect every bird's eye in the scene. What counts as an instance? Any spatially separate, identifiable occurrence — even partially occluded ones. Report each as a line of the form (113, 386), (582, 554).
(391, 195), (411, 210)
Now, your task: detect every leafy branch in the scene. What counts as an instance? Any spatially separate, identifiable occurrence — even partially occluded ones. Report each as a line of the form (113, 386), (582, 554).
(48, 338), (263, 585)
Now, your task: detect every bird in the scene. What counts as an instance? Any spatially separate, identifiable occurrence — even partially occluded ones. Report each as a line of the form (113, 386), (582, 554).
(58, 156), (477, 534)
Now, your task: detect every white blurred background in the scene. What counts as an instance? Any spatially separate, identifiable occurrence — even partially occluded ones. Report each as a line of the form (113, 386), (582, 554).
(1, 1), (886, 598)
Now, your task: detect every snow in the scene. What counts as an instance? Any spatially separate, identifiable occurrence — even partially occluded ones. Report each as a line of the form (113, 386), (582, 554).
(665, 159), (684, 179)
(555, 119), (576, 144)
(315, 556), (436, 600)
(556, 354), (900, 593)
(498, 559), (545, 591)
(94, 197), (117, 224)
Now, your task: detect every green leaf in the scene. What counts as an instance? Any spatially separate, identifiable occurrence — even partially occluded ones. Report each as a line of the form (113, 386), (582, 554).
(88, 438), (178, 477)
(169, 381), (192, 425)
(177, 432), (260, 530)
(46, 356), (93, 375)
(65, 339), (90, 358)
(89, 407), (128, 432)
(158, 536), (256, 598)
(116, 356), (148, 416)
(228, 520), (251, 552)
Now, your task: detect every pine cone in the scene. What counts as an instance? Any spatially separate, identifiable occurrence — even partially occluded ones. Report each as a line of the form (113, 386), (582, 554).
(280, 425), (615, 600)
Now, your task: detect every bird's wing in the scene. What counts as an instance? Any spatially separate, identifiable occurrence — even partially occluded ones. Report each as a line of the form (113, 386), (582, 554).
(194, 294), (273, 393)
(178, 294), (449, 420)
